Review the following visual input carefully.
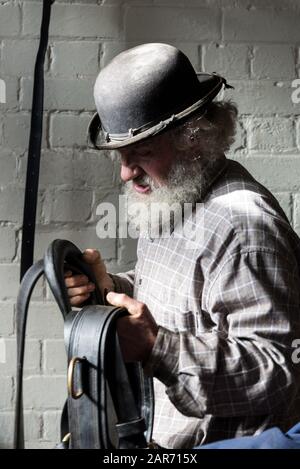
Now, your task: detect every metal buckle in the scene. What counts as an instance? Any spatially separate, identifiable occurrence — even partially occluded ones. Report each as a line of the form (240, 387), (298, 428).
(67, 357), (84, 399)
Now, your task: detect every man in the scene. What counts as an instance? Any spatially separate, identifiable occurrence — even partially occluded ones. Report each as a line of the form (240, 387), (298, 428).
(65, 43), (300, 448)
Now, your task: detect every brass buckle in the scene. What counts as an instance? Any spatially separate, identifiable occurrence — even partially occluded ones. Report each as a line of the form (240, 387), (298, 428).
(67, 357), (84, 399)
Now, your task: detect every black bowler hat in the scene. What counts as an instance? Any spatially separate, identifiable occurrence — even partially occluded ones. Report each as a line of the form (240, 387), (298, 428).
(88, 43), (233, 150)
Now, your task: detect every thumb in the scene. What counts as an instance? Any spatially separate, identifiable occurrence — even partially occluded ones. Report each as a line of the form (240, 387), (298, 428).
(106, 292), (137, 315)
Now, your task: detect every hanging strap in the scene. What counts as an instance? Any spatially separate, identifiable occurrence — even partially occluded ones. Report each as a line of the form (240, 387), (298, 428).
(20, 0), (55, 281)
(14, 239), (103, 449)
(14, 260), (45, 448)
(14, 239), (154, 449)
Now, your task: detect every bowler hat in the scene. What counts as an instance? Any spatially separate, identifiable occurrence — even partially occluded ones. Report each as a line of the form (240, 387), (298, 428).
(88, 43), (232, 150)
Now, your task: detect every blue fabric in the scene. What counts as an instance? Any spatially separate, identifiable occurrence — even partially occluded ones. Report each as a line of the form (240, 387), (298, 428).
(196, 423), (300, 449)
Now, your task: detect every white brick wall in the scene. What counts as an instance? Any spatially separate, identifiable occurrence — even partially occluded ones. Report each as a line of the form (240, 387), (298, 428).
(0, 0), (300, 449)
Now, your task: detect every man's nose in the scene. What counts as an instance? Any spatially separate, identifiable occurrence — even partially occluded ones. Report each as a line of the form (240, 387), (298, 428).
(120, 163), (142, 182)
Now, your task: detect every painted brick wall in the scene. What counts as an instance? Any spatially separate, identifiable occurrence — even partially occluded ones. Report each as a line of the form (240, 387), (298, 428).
(0, 0), (300, 448)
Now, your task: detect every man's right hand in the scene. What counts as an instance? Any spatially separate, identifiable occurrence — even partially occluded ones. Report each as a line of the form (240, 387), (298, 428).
(64, 248), (114, 307)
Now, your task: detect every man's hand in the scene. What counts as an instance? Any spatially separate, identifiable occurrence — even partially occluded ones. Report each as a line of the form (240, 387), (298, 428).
(106, 292), (159, 363)
(64, 248), (114, 307)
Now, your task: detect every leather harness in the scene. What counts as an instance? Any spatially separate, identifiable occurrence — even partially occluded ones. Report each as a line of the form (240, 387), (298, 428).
(14, 239), (154, 449)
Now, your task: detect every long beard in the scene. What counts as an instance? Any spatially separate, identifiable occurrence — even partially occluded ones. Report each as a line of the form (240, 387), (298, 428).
(122, 156), (217, 238)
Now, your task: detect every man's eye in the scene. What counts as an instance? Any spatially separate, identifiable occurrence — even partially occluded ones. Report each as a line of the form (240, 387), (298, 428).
(138, 150), (152, 159)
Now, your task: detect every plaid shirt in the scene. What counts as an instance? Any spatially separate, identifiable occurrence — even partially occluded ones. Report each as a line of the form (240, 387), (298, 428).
(111, 156), (300, 448)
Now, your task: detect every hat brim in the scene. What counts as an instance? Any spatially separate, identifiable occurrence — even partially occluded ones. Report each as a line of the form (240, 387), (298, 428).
(87, 74), (230, 150)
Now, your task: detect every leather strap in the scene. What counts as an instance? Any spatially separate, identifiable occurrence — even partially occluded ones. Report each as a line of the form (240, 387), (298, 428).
(14, 239), (103, 448)
(44, 239), (103, 317)
(14, 239), (154, 449)
(20, 0), (54, 281)
(14, 260), (44, 448)
(66, 305), (154, 449)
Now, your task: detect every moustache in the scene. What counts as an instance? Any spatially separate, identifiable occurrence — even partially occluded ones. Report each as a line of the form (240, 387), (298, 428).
(130, 174), (157, 190)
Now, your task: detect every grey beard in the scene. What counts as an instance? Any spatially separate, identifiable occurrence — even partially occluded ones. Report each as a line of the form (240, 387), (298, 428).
(122, 157), (216, 237)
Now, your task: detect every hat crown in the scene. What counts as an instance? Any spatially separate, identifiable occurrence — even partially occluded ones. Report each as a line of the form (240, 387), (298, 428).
(94, 43), (204, 135)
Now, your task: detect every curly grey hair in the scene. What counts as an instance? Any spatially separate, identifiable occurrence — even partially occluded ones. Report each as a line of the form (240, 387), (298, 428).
(170, 100), (238, 160)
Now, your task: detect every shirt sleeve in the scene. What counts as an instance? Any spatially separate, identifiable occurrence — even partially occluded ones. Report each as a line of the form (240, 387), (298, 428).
(109, 270), (135, 297)
(144, 248), (300, 418)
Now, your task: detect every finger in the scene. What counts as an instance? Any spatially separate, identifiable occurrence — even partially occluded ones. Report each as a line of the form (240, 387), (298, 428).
(106, 292), (139, 315)
(64, 270), (73, 278)
(68, 283), (95, 297)
(83, 249), (102, 264)
(70, 293), (90, 307)
(65, 274), (89, 288)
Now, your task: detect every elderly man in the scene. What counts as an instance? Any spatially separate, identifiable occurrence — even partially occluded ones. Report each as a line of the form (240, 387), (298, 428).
(64, 43), (300, 448)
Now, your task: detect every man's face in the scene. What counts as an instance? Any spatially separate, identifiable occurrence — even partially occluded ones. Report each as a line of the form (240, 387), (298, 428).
(117, 126), (212, 235)
(118, 132), (175, 194)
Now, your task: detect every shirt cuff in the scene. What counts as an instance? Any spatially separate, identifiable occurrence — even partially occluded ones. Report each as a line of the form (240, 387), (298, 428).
(143, 326), (179, 387)
(108, 273), (133, 297)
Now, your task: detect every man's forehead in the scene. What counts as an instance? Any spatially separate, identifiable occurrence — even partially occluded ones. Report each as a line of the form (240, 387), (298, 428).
(119, 138), (157, 157)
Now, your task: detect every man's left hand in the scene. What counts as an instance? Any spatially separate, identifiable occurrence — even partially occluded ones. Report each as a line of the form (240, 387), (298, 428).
(106, 292), (158, 363)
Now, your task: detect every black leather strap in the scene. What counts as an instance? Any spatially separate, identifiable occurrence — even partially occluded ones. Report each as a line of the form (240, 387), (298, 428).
(66, 305), (154, 449)
(14, 260), (44, 448)
(14, 239), (103, 448)
(20, 0), (54, 281)
(14, 239), (154, 449)
(44, 239), (103, 317)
